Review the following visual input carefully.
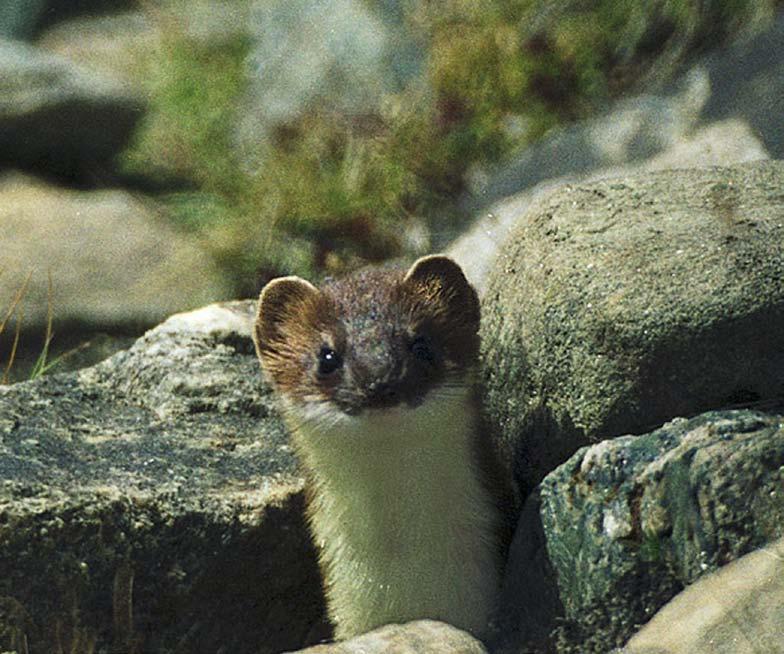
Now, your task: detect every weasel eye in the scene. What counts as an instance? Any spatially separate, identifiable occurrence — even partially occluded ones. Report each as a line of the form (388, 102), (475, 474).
(317, 346), (342, 376)
(410, 336), (435, 365)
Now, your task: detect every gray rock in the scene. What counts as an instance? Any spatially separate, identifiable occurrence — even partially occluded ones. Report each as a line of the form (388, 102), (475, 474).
(0, 37), (143, 176)
(700, 10), (784, 159)
(463, 67), (710, 213)
(287, 620), (488, 654)
(37, 3), (249, 87)
(0, 173), (233, 330)
(481, 161), (784, 493)
(449, 10), (784, 290)
(448, 118), (769, 294)
(622, 536), (784, 654)
(238, 0), (421, 153)
(0, 0), (46, 39)
(0, 302), (328, 654)
(499, 409), (784, 653)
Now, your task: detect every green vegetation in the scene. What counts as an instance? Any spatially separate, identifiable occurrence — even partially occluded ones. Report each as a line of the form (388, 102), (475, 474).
(0, 271), (28, 384)
(0, 272), (62, 383)
(121, 0), (779, 295)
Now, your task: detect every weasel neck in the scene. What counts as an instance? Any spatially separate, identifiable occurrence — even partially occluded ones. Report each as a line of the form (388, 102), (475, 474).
(284, 384), (502, 639)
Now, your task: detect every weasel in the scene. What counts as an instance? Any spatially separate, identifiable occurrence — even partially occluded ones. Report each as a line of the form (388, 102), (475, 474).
(253, 255), (509, 640)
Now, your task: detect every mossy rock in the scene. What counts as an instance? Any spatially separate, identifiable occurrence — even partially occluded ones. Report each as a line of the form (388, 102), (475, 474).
(500, 408), (784, 653)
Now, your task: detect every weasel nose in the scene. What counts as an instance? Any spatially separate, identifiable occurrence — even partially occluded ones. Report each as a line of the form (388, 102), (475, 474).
(367, 380), (400, 407)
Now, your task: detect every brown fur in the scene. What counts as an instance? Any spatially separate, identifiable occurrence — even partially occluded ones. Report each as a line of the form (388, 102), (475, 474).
(254, 257), (481, 411)
(253, 256), (514, 636)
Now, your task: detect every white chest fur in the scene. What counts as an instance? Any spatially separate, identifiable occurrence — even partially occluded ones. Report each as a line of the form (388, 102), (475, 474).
(284, 385), (502, 639)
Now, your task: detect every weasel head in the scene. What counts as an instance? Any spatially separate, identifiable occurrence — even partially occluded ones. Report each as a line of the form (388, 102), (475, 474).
(253, 255), (479, 433)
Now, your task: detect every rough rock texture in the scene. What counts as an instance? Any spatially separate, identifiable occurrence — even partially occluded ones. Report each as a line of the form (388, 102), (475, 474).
(622, 536), (784, 654)
(0, 173), (232, 330)
(0, 302), (328, 654)
(481, 161), (784, 493)
(498, 409), (784, 654)
(288, 620), (488, 654)
(0, 37), (143, 177)
(448, 118), (769, 293)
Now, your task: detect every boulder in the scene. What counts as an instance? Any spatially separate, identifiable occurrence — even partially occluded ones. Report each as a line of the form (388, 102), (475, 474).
(622, 536), (784, 654)
(700, 10), (784, 159)
(0, 0), (46, 39)
(480, 161), (784, 493)
(287, 620), (488, 654)
(448, 118), (769, 293)
(0, 302), (328, 654)
(37, 3), (249, 87)
(460, 11), (784, 218)
(461, 67), (710, 214)
(0, 173), (232, 331)
(498, 408), (784, 653)
(0, 37), (143, 178)
(238, 0), (421, 149)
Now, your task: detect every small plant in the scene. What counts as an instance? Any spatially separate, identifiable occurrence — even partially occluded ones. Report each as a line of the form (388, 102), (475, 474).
(0, 271), (31, 385)
(1, 272), (64, 384)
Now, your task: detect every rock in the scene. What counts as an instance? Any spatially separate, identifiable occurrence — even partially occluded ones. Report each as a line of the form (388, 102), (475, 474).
(238, 0), (421, 149)
(0, 302), (329, 654)
(622, 536), (784, 654)
(0, 0), (138, 39)
(480, 161), (784, 493)
(448, 118), (769, 294)
(462, 67), (711, 213)
(498, 409), (784, 653)
(461, 11), (784, 217)
(0, 0), (46, 38)
(0, 37), (143, 178)
(0, 173), (232, 330)
(287, 620), (488, 654)
(37, 3), (249, 87)
(700, 10), (784, 159)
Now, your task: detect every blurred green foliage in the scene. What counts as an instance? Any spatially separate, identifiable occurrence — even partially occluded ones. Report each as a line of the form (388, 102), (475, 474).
(121, 0), (778, 296)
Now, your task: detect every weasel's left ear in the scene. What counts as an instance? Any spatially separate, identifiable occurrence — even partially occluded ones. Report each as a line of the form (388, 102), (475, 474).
(403, 255), (479, 323)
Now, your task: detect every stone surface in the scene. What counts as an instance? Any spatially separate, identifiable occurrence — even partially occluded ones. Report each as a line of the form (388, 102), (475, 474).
(461, 67), (711, 214)
(0, 0), (46, 38)
(288, 620), (488, 654)
(238, 0), (421, 150)
(37, 3), (249, 86)
(0, 37), (143, 177)
(700, 10), (784, 159)
(0, 173), (233, 330)
(498, 409), (784, 654)
(622, 537), (784, 654)
(448, 118), (769, 295)
(460, 11), (784, 217)
(480, 161), (784, 493)
(0, 302), (328, 654)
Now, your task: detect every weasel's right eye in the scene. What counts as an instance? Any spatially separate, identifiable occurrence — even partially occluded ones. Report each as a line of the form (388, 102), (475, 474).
(317, 346), (342, 376)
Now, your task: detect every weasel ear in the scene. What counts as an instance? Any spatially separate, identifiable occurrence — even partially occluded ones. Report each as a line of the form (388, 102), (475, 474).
(254, 276), (319, 358)
(403, 255), (479, 321)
